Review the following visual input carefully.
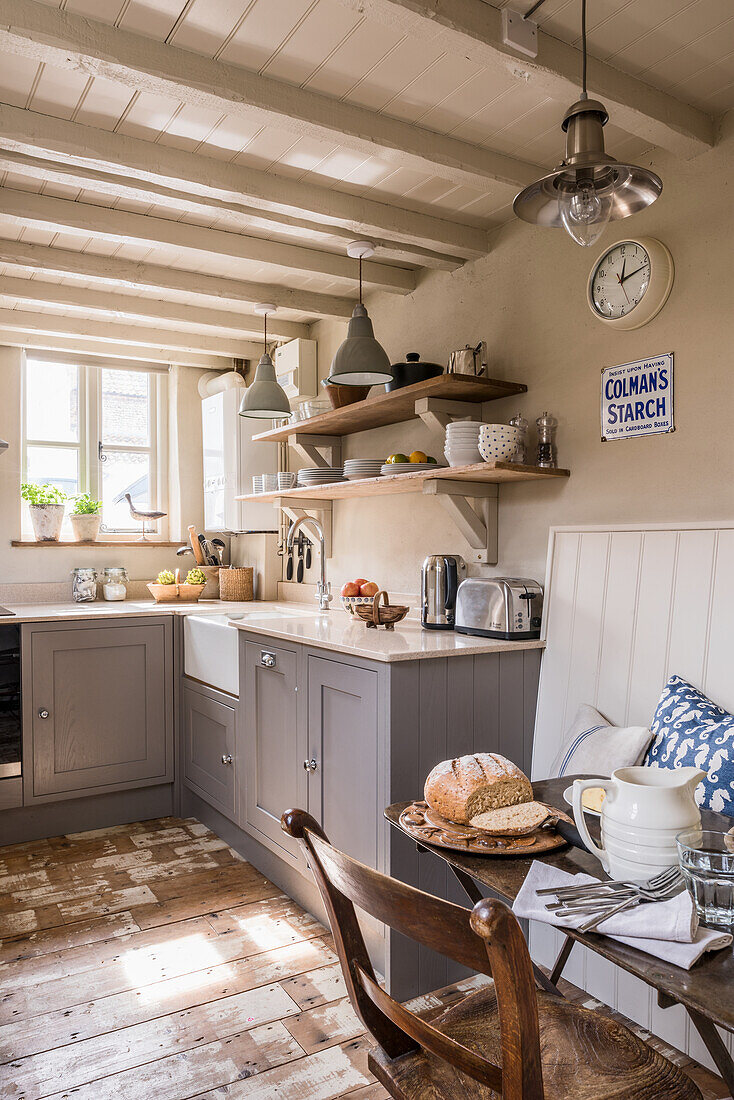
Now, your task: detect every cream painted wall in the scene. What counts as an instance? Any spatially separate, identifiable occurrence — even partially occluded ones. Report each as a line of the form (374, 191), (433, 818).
(0, 347), (206, 588)
(311, 118), (734, 595)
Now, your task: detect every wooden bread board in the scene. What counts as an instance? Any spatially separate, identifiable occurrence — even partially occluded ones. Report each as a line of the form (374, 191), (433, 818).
(398, 800), (570, 857)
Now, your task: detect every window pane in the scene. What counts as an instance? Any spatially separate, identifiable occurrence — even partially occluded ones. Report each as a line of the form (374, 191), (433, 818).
(101, 451), (152, 531)
(101, 370), (150, 446)
(26, 361), (79, 443)
(26, 445), (79, 496)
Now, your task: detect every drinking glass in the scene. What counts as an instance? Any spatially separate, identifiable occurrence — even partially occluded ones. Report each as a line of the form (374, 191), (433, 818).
(677, 829), (734, 925)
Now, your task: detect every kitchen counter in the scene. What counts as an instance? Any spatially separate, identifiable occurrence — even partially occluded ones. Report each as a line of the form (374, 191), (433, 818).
(231, 608), (545, 662)
(0, 598), (545, 662)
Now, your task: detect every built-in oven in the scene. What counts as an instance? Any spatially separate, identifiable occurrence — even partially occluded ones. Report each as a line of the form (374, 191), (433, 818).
(0, 623), (21, 779)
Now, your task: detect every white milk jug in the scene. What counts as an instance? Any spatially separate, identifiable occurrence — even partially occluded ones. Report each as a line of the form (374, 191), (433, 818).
(573, 766), (705, 881)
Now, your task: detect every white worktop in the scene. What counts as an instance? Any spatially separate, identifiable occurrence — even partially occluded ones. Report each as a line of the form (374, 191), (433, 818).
(0, 598), (545, 662)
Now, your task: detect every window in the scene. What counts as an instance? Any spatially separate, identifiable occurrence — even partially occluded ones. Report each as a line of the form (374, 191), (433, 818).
(22, 356), (168, 539)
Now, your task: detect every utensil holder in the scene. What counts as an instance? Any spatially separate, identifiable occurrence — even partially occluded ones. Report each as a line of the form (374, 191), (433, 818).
(219, 566), (254, 601)
(199, 565), (220, 599)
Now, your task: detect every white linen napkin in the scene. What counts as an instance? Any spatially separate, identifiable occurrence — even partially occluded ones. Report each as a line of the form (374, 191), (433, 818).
(513, 861), (732, 970)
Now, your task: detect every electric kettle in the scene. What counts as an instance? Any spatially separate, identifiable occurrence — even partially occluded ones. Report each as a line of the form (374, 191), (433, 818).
(421, 554), (466, 630)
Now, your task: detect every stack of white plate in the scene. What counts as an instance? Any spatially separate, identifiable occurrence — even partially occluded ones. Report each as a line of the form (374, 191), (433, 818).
(343, 459), (384, 481)
(444, 420), (483, 466)
(380, 461), (441, 476)
(297, 467), (344, 486)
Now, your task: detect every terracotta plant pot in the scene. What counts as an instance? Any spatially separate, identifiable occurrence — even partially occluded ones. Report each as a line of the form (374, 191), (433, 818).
(70, 513), (102, 542)
(29, 503), (65, 542)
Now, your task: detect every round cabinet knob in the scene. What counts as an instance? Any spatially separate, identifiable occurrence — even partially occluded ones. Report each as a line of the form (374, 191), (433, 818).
(303, 758), (318, 772)
(221, 754), (233, 765)
(38, 708), (50, 720)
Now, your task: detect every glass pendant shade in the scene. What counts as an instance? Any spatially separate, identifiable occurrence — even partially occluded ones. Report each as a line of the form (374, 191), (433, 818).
(514, 99), (661, 246)
(238, 352), (291, 419)
(329, 303), (393, 386)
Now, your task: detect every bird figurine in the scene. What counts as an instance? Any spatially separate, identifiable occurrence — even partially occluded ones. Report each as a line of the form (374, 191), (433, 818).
(124, 493), (167, 541)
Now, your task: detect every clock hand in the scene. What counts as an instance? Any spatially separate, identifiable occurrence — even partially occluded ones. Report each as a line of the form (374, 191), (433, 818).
(616, 272), (630, 304)
(621, 264), (648, 283)
(620, 256), (627, 283)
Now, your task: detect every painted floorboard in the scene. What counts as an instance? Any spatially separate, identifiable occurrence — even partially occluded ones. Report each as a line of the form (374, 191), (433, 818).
(0, 816), (725, 1100)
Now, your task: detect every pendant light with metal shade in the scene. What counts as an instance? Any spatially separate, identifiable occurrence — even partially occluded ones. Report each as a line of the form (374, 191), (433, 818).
(238, 303), (291, 420)
(513, 0), (662, 246)
(328, 241), (393, 386)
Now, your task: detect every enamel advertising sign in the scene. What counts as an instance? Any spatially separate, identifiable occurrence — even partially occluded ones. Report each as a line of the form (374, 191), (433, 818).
(601, 353), (674, 441)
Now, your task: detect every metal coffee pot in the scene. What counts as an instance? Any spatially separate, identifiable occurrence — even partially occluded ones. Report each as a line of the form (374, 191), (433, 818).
(447, 341), (486, 377)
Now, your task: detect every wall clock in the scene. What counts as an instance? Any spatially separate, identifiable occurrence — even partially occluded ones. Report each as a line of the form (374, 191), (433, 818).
(587, 237), (674, 331)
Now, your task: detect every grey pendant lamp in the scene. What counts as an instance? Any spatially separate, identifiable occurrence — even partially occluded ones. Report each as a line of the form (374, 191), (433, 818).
(329, 241), (393, 386)
(513, 0), (662, 247)
(238, 303), (291, 420)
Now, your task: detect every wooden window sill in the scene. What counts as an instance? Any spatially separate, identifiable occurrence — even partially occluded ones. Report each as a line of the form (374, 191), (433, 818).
(11, 541), (181, 548)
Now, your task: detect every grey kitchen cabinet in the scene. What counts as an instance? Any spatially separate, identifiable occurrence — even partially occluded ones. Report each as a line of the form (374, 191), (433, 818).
(182, 680), (236, 821)
(241, 638), (307, 864)
(23, 618), (173, 804)
(306, 655), (380, 869)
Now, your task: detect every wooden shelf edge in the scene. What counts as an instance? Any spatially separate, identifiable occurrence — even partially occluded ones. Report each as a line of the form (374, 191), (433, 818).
(252, 373), (528, 443)
(235, 463), (570, 503)
(11, 541), (182, 548)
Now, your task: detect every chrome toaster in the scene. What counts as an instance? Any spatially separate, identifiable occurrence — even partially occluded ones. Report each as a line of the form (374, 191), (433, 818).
(454, 577), (543, 640)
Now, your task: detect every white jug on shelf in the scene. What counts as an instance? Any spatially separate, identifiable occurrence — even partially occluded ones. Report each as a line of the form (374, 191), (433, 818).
(573, 765), (705, 881)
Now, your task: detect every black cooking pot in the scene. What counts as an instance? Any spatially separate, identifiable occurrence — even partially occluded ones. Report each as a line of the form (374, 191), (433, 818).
(385, 352), (444, 392)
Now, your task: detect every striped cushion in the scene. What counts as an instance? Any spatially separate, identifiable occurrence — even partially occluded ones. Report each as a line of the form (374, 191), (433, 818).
(550, 704), (652, 779)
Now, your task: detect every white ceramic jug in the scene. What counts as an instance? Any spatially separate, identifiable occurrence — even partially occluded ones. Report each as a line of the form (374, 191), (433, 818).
(573, 766), (705, 881)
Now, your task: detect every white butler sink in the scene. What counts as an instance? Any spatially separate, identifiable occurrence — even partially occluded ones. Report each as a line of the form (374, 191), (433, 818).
(183, 608), (314, 695)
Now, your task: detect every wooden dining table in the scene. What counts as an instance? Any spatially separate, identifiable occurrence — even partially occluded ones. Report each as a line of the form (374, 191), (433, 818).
(386, 776), (734, 1093)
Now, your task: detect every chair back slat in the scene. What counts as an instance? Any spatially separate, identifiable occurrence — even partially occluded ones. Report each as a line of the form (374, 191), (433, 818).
(309, 830), (494, 977)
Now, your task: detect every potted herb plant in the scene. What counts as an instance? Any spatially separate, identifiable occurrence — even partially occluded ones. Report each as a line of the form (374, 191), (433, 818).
(70, 494), (102, 542)
(21, 483), (67, 542)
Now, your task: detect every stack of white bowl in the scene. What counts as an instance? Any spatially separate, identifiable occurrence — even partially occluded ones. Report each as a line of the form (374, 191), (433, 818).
(478, 424), (522, 462)
(444, 420), (483, 467)
(297, 467), (344, 486)
(343, 458), (384, 481)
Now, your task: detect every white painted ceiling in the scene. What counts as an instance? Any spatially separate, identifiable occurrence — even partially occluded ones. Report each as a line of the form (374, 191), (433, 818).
(0, 0), (729, 363)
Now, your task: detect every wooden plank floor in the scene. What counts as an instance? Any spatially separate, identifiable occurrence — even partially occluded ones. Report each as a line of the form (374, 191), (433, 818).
(0, 816), (728, 1100)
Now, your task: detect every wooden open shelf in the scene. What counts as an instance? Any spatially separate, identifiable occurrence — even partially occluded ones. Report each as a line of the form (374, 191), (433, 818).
(236, 462), (569, 503)
(11, 541), (181, 548)
(252, 374), (527, 443)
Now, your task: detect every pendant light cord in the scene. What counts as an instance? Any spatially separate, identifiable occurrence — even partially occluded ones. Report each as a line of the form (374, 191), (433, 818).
(358, 256), (363, 305)
(581, 0), (587, 98)
(263, 310), (267, 352)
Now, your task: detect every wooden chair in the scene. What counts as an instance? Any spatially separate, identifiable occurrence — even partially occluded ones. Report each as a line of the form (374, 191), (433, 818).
(281, 809), (701, 1100)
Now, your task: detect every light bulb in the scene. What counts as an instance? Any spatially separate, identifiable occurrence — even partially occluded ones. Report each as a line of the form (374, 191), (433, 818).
(559, 180), (612, 247)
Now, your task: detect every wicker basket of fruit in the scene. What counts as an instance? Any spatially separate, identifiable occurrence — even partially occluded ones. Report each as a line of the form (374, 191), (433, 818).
(147, 568), (206, 603)
(354, 590), (409, 631)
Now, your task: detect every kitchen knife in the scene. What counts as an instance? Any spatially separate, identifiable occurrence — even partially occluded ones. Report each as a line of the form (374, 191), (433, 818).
(305, 538), (312, 570)
(296, 536), (304, 583)
(286, 545), (294, 581)
(553, 818), (592, 854)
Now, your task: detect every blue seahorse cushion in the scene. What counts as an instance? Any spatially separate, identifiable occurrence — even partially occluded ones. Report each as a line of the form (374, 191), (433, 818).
(644, 676), (734, 817)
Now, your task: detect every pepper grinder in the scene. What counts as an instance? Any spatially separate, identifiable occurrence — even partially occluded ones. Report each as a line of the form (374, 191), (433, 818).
(536, 411), (558, 468)
(508, 413), (529, 464)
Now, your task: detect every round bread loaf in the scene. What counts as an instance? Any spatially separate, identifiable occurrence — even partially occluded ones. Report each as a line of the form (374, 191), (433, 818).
(424, 753), (533, 825)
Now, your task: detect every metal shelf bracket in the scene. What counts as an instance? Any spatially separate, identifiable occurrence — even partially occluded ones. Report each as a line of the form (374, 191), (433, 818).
(422, 480), (498, 564)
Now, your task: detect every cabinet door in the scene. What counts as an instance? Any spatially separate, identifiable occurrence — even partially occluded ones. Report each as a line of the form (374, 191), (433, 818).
(182, 682), (236, 821)
(307, 656), (379, 869)
(242, 640), (305, 859)
(25, 620), (172, 803)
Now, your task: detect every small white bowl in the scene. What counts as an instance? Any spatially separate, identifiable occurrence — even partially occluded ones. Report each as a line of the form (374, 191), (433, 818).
(478, 425), (522, 463)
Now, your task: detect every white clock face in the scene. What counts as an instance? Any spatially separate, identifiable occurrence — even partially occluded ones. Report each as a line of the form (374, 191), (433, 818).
(591, 241), (650, 321)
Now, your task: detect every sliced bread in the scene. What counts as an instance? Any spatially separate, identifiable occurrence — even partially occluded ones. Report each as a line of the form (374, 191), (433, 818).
(469, 801), (551, 836)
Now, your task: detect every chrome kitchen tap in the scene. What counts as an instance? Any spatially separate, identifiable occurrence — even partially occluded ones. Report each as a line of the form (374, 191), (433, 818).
(286, 516), (332, 611)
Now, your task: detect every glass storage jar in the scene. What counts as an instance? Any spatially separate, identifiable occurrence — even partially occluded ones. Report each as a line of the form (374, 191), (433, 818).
(102, 566), (128, 601)
(71, 568), (97, 602)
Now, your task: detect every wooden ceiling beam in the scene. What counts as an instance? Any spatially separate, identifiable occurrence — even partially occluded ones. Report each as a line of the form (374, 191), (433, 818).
(341, 0), (715, 158)
(0, 329), (225, 368)
(0, 187), (415, 293)
(0, 147), (464, 271)
(0, 305), (262, 359)
(0, 239), (354, 319)
(0, 275), (310, 340)
(0, 0), (545, 193)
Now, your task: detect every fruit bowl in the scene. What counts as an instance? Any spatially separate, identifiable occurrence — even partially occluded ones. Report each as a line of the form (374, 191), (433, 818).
(341, 595), (375, 616)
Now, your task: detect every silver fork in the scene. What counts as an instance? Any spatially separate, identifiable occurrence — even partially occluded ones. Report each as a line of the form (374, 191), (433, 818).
(576, 878), (685, 932)
(538, 866), (680, 900)
(549, 871), (683, 912)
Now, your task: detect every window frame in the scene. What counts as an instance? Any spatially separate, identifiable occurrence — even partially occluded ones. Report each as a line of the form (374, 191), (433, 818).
(21, 354), (169, 542)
